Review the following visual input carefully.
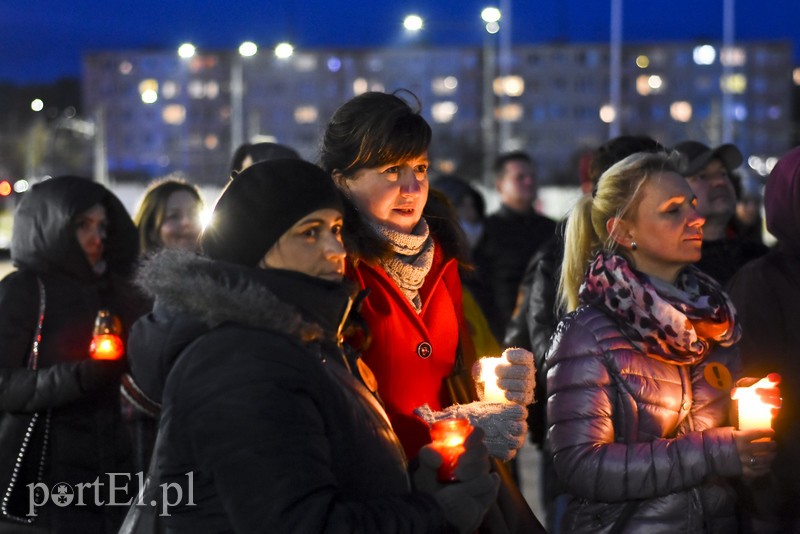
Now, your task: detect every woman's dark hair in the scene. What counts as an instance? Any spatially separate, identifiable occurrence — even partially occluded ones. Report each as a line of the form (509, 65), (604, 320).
(133, 178), (203, 255)
(319, 90), (432, 177)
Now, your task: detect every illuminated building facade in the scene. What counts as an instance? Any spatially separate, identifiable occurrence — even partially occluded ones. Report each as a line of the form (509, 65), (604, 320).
(83, 40), (793, 185)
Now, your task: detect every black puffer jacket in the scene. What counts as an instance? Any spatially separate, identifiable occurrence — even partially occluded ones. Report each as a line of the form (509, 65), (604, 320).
(0, 176), (147, 532)
(132, 250), (447, 533)
(547, 306), (743, 534)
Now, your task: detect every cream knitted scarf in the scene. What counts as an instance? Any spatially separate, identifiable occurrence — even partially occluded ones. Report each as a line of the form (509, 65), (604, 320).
(369, 218), (434, 313)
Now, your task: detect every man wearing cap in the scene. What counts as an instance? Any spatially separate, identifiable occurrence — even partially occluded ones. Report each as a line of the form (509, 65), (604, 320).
(673, 140), (767, 286)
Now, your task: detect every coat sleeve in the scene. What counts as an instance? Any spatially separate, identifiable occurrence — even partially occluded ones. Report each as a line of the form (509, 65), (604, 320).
(546, 313), (741, 503)
(0, 272), (88, 412)
(174, 334), (446, 534)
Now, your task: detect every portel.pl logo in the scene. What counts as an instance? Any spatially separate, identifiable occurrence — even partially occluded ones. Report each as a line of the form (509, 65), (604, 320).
(26, 472), (195, 517)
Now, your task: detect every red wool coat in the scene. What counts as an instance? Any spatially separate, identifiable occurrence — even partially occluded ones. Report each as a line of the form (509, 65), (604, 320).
(346, 243), (472, 459)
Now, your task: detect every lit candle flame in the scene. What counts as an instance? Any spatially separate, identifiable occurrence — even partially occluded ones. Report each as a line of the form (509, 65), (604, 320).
(732, 375), (779, 431)
(479, 355), (510, 403)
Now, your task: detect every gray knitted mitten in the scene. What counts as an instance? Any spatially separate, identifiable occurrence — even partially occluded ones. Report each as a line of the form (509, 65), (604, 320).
(472, 347), (535, 405)
(415, 402), (528, 461)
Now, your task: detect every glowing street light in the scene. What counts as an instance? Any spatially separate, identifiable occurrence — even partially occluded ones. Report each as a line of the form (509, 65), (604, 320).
(274, 42), (294, 59)
(403, 14), (424, 32)
(31, 99), (44, 112)
(177, 43), (196, 59)
(481, 6), (501, 33)
(481, 6), (502, 22)
(239, 41), (258, 57)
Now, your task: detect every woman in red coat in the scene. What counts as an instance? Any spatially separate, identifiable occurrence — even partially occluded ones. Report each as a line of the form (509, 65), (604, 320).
(319, 91), (534, 462)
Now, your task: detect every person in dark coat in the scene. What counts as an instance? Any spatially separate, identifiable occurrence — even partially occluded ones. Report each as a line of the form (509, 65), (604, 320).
(0, 176), (147, 533)
(547, 152), (778, 533)
(673, 140), (767, 286)
(473, 151), (556, 338)
(728, 145), (800, 532)
(129, 159), (499, 533)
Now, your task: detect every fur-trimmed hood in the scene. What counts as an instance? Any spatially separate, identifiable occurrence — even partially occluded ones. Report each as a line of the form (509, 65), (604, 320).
(137, 249), (359, 341)
(127, 249), (361, 403)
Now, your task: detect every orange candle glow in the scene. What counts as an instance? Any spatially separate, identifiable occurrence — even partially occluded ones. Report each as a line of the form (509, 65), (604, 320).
(429, 418), (473, 482)
(89, 309), (124, 360)
(90, 334), (125, 360)
(479, 355), (510, 403)
(732, 375), (779, 432)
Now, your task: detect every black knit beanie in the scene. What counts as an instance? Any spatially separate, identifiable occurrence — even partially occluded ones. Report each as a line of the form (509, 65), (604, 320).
(201, 159), (344, 266)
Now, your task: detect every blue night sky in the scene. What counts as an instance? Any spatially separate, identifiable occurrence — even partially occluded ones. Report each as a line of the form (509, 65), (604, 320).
(1, 0), (799, 84)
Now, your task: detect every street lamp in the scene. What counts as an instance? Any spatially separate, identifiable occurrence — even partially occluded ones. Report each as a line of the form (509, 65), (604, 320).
(481, 6), (501, 185)
(274, 42), (294, 59)
(178, 43), (196, 59)
(403, 14), (424, 32)
(481, 7), (501, 33)
(239, 41), (258, 57)
(231, 42), (259, 153)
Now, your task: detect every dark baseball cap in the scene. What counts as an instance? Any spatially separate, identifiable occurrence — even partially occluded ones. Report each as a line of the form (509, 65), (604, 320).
(672, 140), (743, 177)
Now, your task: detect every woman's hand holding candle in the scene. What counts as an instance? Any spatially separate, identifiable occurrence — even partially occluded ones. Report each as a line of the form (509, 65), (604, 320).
(414, 426), (499, 533)
(472, 348), (535, 405)
(415, 402), (528, 461)
(733, 428), (777, 479)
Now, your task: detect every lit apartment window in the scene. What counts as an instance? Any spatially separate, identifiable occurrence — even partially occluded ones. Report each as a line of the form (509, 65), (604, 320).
(636, 74), (665, 95)
(493, 76), (525, 97)
(188, 80), (204, 99)
(496, 103), (524, 122)
(431, 101), (458, 123)
(432, 76), (458, 96)
(720, 74), (747, 94)
(327, 57), (342, 72)
(205, 135), (219, 150)
(294, 54), (317, 72)
(693, 45), (716, 65)
(162, 105), (186, 125)
(353, 78), (368, 95)
(670, 101), (692, 122)
(205, 81), (219, 99)
(721, 47), (746, 67)
(162, 81), (179, 99)
(294, 105), (319, 124)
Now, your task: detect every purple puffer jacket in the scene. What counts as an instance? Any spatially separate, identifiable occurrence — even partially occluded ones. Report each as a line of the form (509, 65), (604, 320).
(546, 305), (743, 534)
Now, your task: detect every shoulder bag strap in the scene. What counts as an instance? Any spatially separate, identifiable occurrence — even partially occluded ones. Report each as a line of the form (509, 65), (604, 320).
(1, 277), (52, 525)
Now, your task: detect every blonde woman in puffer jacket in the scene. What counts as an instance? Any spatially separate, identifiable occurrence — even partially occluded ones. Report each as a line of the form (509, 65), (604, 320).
(546, 151), (780, 533)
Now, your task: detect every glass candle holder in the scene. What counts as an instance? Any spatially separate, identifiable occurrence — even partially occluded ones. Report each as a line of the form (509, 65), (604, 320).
(89, 309), (124, 360)
(429, 417), (473, 482)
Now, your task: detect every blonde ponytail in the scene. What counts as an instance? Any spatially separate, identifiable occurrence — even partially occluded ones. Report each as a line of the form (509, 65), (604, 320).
(558, 151), (682, 313)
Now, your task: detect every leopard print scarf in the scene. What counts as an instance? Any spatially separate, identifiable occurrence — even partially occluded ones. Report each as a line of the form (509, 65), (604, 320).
(579, 252), (741, 364)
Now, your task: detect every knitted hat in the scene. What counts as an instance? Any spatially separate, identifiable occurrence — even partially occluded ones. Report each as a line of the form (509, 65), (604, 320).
(201, 159), (343, 266)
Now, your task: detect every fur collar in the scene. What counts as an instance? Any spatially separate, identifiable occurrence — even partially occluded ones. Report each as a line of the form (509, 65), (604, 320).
(136, 249), (333, 342)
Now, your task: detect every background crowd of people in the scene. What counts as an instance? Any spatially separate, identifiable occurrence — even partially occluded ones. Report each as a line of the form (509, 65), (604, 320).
(0, 88), (795, 533)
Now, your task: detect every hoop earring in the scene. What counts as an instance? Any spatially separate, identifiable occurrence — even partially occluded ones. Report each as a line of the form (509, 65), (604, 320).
(631, 241), (638, 251)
